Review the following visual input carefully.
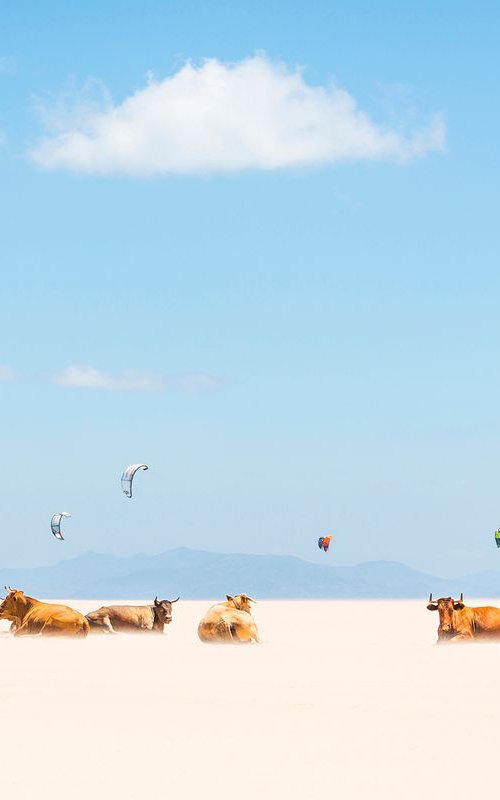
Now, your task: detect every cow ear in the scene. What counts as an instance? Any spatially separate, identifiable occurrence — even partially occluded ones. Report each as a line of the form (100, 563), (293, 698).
(427, 604), (438, 611)
(453, 602), (464, 610)
(226, 595), (235, 606)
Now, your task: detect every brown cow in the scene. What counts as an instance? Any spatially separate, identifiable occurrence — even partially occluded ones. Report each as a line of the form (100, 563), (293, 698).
(86, 596), (179, 634)
(198, 594), (259, 644)
(0, 588), (89, 637)
(427, 593), (500, 642)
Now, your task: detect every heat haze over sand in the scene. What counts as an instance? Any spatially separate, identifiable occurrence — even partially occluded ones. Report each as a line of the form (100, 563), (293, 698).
(1, 598), (498, 799)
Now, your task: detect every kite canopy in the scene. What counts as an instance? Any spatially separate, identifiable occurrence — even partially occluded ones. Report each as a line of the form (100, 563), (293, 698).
(495, 530), (500, 548)
(51, 512), (71, 541)
(318, 535), (332, 553)
(121, 463), (148, 498)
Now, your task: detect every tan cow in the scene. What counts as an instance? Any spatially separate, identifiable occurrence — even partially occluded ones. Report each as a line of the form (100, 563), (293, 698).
(0, 588), (89, 637)
(198, 594), (259, 644)
(86, 597), (179, 634)
(427, 593), (500, 642)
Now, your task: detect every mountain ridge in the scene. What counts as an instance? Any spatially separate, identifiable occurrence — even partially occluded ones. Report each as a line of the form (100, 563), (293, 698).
(1, 548), (500, 599)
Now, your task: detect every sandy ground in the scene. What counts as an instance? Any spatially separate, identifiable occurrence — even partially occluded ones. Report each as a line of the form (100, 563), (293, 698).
(1, 597), (500, 799)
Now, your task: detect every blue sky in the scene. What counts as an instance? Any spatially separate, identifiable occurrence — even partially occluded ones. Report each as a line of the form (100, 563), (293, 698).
(1, 1), (499, 574)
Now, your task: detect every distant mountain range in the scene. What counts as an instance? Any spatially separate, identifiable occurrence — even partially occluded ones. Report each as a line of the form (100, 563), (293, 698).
(1, 547), (500, 599)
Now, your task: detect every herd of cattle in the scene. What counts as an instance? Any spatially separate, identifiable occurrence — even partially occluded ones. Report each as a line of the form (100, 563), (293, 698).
(0, 587), (260, 643)
(3, 587), (500, 643)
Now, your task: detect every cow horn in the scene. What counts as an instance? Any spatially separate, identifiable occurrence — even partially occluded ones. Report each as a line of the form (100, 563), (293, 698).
(171, 596), (180, 603)
(429, 593), (434, 604)
(459, 592), (463, 603)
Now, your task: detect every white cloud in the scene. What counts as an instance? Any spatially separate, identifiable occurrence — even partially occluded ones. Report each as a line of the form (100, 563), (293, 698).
(54, 365), (162, 392)
(53, 366), (221, 393)
(0, 365), (19, 382)
(30, 55), (444, 175)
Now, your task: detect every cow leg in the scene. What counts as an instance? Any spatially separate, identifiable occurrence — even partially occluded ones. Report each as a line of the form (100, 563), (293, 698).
(87, 615), (117, 634)
(450, 633), (473, 642)
(13, 624), (40, 637)
(101, 615), (117, 634)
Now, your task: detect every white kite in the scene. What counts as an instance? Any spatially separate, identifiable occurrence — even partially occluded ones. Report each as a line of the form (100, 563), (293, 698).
(51, 512), (71, 541)
(121, 464), (148, 498)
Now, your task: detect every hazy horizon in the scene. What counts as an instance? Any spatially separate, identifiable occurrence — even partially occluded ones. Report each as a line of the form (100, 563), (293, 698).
(4, 543), (500, 583)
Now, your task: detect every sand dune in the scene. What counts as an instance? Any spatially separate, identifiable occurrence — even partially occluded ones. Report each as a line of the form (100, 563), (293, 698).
(1, 598), (499, 798)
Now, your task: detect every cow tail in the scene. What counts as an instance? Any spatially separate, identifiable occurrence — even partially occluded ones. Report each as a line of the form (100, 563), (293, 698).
(214, 619), (234, 641)
(229, 622), (238, 640)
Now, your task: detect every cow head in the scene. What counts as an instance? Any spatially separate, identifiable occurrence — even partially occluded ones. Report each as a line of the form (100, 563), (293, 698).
(153, 596), (180, 626)
(227, 594), (256, 614)
(427, 593), (464, 639)
(0, 588), (27, 622)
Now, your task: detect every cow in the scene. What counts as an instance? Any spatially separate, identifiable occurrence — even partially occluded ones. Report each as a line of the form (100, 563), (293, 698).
(0, 587), (89, 637)
(86, 596), (180, 634)
(198, 594), (259, 644)
(427, 593), (500, 642)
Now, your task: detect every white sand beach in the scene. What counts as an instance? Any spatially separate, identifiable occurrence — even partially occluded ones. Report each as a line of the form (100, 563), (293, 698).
(1, 598), (498, 799)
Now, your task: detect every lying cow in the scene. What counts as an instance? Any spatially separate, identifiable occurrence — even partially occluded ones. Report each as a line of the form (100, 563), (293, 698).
(0, 587), (89, 637)
(427, 593), (500, 642)
(198, 594), (259, 644)
(86, 596), (179, 634)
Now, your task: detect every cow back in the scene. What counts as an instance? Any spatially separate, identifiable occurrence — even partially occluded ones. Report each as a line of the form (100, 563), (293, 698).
(198, 605), (258, 643)
(471, 606), (500, 637)
(91, 605), (154, 632)
(22, 600), (89, 637)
